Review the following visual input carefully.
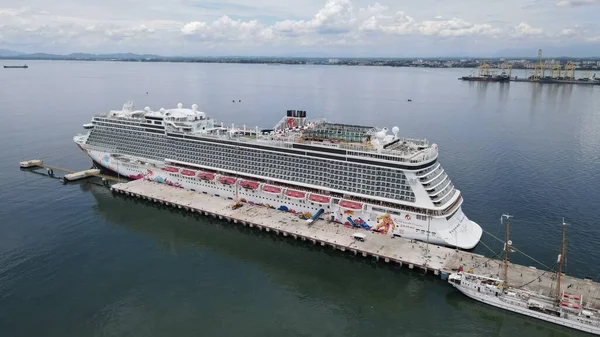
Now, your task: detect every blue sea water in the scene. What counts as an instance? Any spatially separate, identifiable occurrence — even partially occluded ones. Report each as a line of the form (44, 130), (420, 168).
(0, 60), (599, 336)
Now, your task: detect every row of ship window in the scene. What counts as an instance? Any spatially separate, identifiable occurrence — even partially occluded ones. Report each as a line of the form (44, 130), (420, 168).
(90, 127), (418, 202)
(94, 126), (411, 180)
(90, 139), (418, 202)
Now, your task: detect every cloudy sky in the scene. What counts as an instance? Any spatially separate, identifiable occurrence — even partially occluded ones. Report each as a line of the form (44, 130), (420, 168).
(1, 0), (599, 57)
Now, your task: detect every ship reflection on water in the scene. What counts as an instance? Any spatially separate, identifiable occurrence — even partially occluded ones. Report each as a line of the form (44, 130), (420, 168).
(80, 182), (437, 308)
(78, 181), (578, 337)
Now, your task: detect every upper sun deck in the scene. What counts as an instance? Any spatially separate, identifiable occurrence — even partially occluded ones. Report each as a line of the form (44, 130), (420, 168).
(91, 102), (438, 165)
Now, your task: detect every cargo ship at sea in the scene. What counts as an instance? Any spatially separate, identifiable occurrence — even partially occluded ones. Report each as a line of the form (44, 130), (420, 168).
(459, 62), (512, 82)
(3, 64), (28, 69)
(74, 102), (483, 249)
(460, 72), (510, 82)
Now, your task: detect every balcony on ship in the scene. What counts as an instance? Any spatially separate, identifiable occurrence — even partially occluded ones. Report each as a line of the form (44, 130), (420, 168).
(426, 178), (452, 196)
(416, 163), (440, 179)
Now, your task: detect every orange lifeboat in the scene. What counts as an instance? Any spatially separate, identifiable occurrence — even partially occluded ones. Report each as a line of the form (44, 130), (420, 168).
(218, 176), (236, 185)
(262, 185), (282, 194)
(240, 180), (259, 190)
(339, 200), (363, 210)
(163, 166), (179, 173)
(198, 172), (215, 181)
(285, 189), (306, 199)
(181, 169), (196, 176)
(308, 193), (330, 204)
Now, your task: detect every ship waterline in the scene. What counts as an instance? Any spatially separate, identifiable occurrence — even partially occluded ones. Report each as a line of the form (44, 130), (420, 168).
(74, 102), (482, 249)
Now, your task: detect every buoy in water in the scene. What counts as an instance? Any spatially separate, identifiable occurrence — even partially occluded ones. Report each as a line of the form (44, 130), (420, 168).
(408, 99), (412, 102)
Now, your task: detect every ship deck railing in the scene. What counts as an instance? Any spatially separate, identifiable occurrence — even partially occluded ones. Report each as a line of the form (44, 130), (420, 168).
(95, 115), (437, 164)
(196, 131), (437, 164)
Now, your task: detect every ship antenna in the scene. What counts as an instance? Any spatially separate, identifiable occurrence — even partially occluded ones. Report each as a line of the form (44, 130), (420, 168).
(556, 218), (568, 302)
(501, 214), (513, 288)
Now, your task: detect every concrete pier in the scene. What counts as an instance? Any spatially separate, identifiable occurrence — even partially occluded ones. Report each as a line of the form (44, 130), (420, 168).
(111, 179), (600, 308)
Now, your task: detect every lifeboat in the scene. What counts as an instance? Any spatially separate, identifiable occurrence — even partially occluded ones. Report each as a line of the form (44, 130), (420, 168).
(181, 169), (196, 176)
(163, 166), (179, 173)
(240, 180), (259, 190)
(218, 176), (237, 185)
(198, 172), (215, 181)
(262, 185), (282, 194)
(563, 292), (582, 300)
(308, 193), (330, 204)
(339, 200), (363, 210)
(560, 301), (582, 309)
(285, 189), (306, 199)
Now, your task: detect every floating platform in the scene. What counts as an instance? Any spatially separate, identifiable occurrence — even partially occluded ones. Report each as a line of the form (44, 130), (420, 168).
(459, 77), (600, 86)
(18, 159), (127, 183)
(19, 159), (43, 168)
(512, 78), (600, 85)
(63, 169), (101, 182)
(110, 179), (600, 308)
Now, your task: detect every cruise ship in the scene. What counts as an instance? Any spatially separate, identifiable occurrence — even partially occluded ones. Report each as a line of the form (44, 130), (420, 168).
(74, 102), (483, 249)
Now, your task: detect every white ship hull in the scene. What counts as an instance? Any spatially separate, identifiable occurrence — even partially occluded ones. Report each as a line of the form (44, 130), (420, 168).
(450, 278), (600, 335)
(78, 143), (482, 249)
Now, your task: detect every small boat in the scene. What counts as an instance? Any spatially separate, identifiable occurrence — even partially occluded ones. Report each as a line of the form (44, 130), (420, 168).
(218, 176), (236, 185)
(262, 185), (282, 194)
(339, 200), (363, 210)
(240, 180), (259, 190)
(198, 172), (215, 181)
(285, 189), (306, 199)
(3, 65), (28, 69)
(181, 169), (196, 176)
(308, 193), (330, 204)
(163, 166), (179, 173)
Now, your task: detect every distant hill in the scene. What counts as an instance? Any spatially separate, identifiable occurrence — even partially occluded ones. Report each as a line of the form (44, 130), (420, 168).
(0, 49), (25, 57)
(0, 51), (163, 60)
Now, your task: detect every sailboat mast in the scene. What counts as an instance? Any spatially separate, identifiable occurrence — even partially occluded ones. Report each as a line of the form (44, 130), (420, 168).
(556, 218), (567, 300)
(504, 215), (510, 287)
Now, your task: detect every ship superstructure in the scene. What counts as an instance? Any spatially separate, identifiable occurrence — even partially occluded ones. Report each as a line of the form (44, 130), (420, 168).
(74, 102), (482, 249)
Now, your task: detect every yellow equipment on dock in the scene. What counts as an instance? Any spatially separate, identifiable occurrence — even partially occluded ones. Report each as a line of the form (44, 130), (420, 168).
(232, 200), (243, 210)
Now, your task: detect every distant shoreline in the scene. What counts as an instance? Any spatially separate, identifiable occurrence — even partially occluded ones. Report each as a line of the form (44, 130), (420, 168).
(2, 56), (599, 71)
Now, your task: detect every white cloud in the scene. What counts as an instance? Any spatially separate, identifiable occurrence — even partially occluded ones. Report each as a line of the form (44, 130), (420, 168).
(181, 16), (275, 43)
(273, 0), (355, 35)
(513, 22), (544, 36)
(0, 0), (598, 56)
(556, 0), (600, 7)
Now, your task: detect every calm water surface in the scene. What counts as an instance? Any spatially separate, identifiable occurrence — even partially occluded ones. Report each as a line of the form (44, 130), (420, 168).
(1, 61), (599, 336)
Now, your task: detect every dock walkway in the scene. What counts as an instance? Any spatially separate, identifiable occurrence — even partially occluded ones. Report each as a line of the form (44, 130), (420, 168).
(20, 159), (127, 183)
(112, 179), (600, 308)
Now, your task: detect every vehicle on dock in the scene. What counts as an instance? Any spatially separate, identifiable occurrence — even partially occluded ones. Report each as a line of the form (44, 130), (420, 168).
(352, 233), (366, 242)
(74, 101), (483, 249)
(448, 215), (600, 335)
